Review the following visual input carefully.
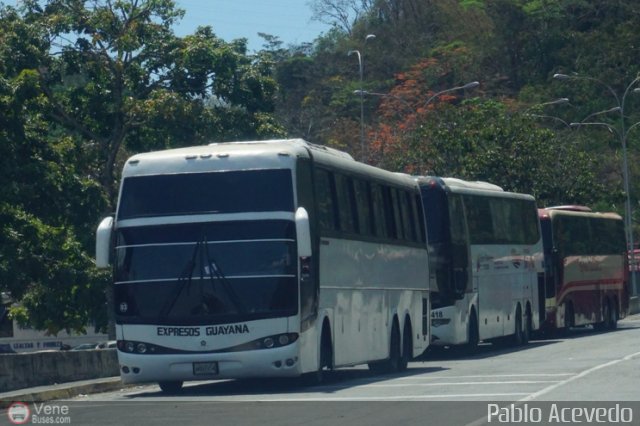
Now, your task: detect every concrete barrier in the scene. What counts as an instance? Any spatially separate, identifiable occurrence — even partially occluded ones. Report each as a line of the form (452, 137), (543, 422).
(0, 350), (119, 393)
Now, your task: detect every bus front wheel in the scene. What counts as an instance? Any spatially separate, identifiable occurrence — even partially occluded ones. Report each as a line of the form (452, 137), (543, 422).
(158, 380), (183, 393)
(304, 323), (332, 385)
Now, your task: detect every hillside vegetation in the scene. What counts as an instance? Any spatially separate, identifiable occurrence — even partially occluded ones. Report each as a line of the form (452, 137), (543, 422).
(1, 0), (638, 331)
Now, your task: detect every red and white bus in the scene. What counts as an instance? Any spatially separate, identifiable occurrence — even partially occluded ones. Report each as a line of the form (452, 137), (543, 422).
(538, 206), (630, 332)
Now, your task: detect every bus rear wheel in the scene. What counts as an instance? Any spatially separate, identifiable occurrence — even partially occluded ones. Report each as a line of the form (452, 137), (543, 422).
(399, 319), (412, 372)
(158, 380), (183, 393)
(513, 305), (524, 346)
(522, 305), (532, 345)
(368, 319), (402, 374)
(595, 300), (612, 331)
(609, 299), (619, 330)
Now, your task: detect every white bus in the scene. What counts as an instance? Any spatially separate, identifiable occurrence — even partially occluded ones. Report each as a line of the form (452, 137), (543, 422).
(96, 139), (431, 392)
(416, 177), (543, 350)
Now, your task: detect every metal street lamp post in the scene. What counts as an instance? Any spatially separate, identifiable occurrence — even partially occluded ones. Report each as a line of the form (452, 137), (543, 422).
(555, 73), (640, 295)
(420, 81), (480, 110)
(348, 34), (376, 161)
(353, 82), (479, 172)
(524, 98), (571, 128)
(354, 81), (480, 113)
(352, 90), (413, 112)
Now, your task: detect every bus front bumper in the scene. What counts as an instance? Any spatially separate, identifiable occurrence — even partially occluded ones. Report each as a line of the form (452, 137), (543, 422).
(117, 342), (301, 384)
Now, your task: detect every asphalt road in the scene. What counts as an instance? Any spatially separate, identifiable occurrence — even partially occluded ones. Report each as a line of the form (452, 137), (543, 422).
(29, 316), (639, 426)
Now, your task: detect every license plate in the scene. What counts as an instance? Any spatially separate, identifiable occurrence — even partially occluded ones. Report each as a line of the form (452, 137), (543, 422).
(193, 361), (219, 376)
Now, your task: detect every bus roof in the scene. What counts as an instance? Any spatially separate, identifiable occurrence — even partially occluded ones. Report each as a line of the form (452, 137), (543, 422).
(121, 139), (351, 177)
(415, 176), (503, 192)
(120, 139), (417, 189)
(539, 207), (622, 221)
(544, 205), (592, 212)
(415, 176), (537, 201)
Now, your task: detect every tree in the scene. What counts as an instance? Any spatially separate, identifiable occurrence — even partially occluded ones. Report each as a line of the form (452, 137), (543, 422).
(0, 0), (285, 334)
(0, 5), (109, 333)
(309, 0), (374, 36)
(21, 0), (283, 209)
(403, 100), (607, 207)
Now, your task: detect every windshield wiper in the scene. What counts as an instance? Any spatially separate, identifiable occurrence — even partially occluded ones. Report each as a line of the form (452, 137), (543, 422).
(159, 240), (201, 318)
(202, 236), (246, 314)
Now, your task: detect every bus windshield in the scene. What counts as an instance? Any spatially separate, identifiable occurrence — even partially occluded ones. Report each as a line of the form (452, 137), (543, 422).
(117, 169), (294, 219)
(114, 221), (298, 325)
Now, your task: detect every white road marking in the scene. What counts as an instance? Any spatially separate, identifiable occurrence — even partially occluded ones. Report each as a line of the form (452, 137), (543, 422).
(519, 350), (640, 401)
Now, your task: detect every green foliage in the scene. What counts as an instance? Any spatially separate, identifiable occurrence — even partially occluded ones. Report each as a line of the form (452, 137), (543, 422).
(4, 0), (640, 334)
(375, 99), (607, 207)
(0, 0), (283, 334)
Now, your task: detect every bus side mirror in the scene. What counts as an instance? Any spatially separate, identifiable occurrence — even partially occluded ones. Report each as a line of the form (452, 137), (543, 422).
(96, 216), (114, 268)
(295, 207), (312, 258)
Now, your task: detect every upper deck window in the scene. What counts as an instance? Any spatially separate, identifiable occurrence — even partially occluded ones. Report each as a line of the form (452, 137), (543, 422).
(118, 169), (294, 219)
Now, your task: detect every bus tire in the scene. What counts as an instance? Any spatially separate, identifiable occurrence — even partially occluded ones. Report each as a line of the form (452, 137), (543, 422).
(388, 319), (402, 372)
(595, 300), (611, 331)
(565, 302), (575, 329)
(158, 380), (183, 393)
(399, 318), (412, 372)
(513, 305), (524, 346)
(368, 318), (401, 374)
(306, 322), (332, 385)
(609, 298), (619, 330)
(462, 309), (479, 354)
(522, 304), (532, 345)
(603, 298), (616, 330)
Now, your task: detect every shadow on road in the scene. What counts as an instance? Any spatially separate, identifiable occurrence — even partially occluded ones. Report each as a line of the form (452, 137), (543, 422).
(125, 366), (448, 398)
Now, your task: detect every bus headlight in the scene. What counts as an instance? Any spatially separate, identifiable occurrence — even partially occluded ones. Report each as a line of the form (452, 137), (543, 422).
(136, 343), (148, 353)
(278, 334), (290, 345)
(263, 337), (275, 348)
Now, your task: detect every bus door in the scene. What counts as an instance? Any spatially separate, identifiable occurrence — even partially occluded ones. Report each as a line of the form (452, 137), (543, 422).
(540, 217), (556, 324)
(422, 186), (469, 308)
(448, 194), (470, 298)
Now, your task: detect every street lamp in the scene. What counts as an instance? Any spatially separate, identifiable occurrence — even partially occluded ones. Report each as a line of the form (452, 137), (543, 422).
(354, 82), (480, 113)
(353, 83), (479, 172)
(420, 81), (480, 110)
(348, 34), (376, 161)
(556, 72), (640, 295)
(352, 90), (413, 111)
(524, 98), (572, 128)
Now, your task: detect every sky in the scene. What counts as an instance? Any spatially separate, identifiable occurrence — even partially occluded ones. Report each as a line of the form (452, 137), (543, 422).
(174, 0), (332, 51)
(3, 0), (333, 52)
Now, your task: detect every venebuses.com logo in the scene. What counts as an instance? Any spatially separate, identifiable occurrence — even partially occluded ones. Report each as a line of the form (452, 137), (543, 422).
(6, 401), (71, 424)
(7, 402), (30, 425)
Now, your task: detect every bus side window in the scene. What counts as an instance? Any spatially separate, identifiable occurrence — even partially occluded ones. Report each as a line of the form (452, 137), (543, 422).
(413, 193), (426, 244)
(353, 178), (373, 237)
(464, 195), (494, 244)
(314, 168), (338, 232)
(384, 187), (399, 240)
(371, 183), (389, 239)
(334, 173), (356, 233)
(399, 191), (415, 242)
(449, 194), (469, 295)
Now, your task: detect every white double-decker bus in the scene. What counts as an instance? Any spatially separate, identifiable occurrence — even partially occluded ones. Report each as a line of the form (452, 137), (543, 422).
(96, 139), (430, 392)
(416, 177), (543, 350)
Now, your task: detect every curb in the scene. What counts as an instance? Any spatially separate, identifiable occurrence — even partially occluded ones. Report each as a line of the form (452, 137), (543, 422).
(0, 377), (128, 408)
